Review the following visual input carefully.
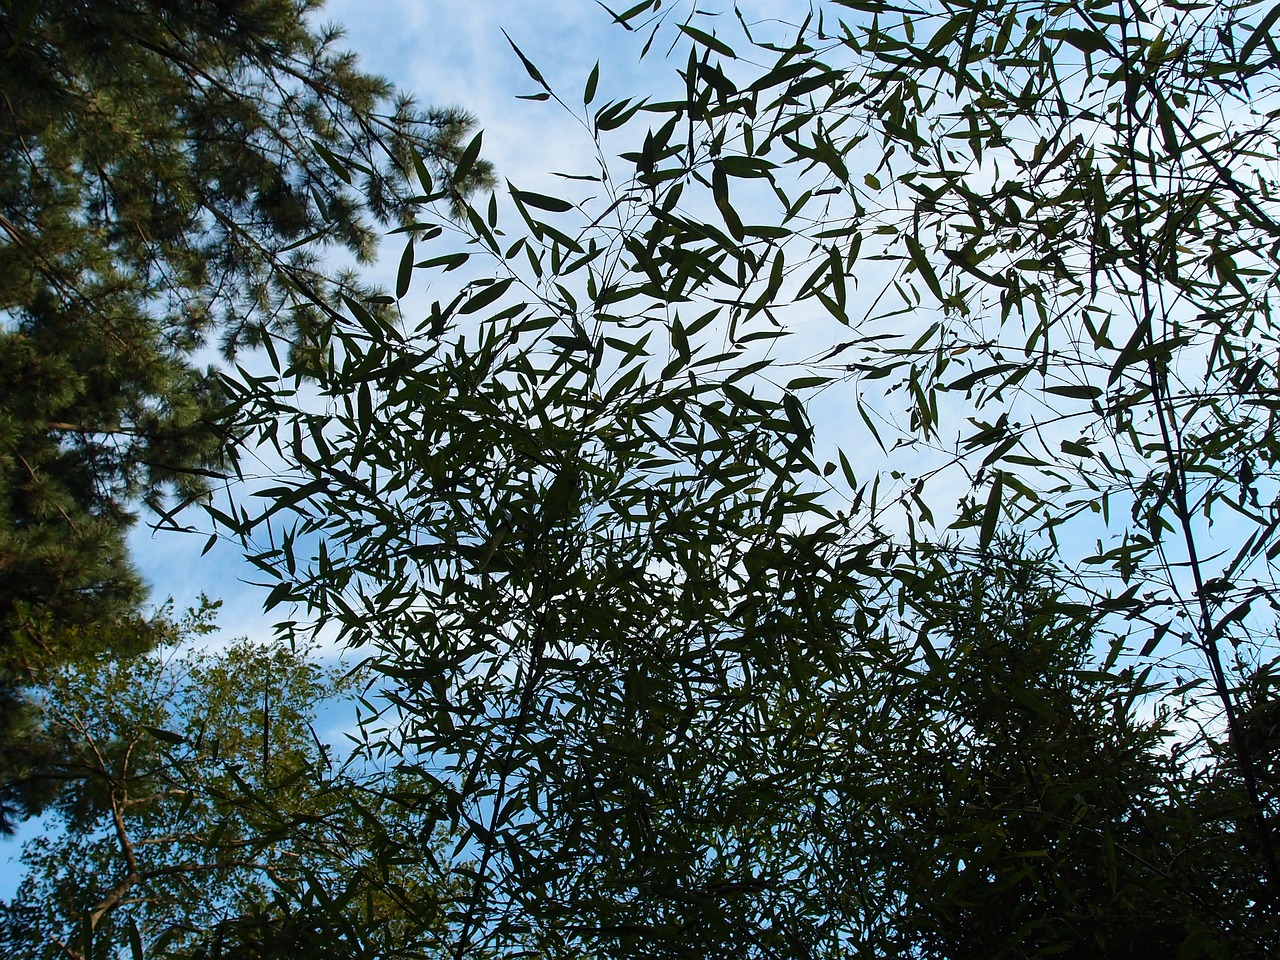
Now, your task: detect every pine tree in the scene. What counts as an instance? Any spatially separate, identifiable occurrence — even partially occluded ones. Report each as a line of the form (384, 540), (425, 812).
(0, 0), (492, 829)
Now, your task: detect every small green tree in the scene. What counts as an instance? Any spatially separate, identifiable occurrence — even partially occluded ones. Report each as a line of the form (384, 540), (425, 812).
(0, 605), (456, 960)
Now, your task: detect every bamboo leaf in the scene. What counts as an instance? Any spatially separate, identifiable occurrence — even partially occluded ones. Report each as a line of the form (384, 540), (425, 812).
(396, 237), (414, 299)
(904, 234), (945, 302)
(679, 24), (736, 58)
(979, 471), (1003, 552)
(459, 278), (515, 315)
(126, 919), (144, 960)
(453, 130), (484, 187)
(512, 189), (575, 213)
(145, 725), (186, 745)
(1046, 384), (1103, 400)
(503, 31), (551, 90)
(1241, 3), (1280, 64)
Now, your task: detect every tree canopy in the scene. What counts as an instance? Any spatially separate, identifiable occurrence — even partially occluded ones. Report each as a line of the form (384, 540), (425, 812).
(0, 0), (491, 828)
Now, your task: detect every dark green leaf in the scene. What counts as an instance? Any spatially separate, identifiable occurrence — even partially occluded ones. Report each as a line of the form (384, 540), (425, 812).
(453, 130), (484, 187)
(396, 237), (414, 299)
(128, 918), (145, 960)
(503, 31), (551, 90)
(145, 725), (186, 746)
(679, 24), (736, 58)
(979, 471), (1003, 552)
(1045, 384), (1103, 400)
(459, 278), (515, 315)
(512, 189), (575, 213)
(1241, 3), (1280, 64)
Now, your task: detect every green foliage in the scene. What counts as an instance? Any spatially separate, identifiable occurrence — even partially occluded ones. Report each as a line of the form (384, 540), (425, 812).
(885, 545), (1255, 957)
(0, 0), (493, 828)
(0, 604), (455, 960)
(0, 609), (172, 836)
(213, 0), (1280, 956)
